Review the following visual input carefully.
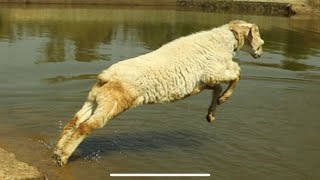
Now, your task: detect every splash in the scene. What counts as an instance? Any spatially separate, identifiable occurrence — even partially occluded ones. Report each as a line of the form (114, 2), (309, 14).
(84, 150), (102, 163)
(28, 138), (53, 151)
(59, 120), (63, 133)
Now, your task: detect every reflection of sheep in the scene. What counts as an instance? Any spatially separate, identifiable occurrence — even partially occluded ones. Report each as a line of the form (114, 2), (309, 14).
(53, 20), (264, 166)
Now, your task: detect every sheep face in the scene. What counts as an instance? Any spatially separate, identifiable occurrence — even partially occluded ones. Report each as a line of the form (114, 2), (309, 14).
(241, 24), (264, 59)
(229, 20), (264, 59)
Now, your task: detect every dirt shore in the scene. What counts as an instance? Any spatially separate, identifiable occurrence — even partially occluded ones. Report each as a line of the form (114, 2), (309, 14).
(0, 0), (318, 16)
(0, 147), (45, 180)
(176, 0), (319, 16)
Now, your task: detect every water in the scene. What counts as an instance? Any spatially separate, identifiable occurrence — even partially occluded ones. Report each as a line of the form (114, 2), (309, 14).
(0, 4), (320, 180)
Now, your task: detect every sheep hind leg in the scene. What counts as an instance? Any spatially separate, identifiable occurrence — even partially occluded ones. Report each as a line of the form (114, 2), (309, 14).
(218, 76), (240, 105)
(53, 101), (94, 159)
(206, 84), (222, 123)
(54, 99), (124, 166)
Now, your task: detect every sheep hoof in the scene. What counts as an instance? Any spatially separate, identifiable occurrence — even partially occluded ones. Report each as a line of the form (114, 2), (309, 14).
(52, 151), (68, 167)
(206, 114), (215, 123)
(217, 97), (227, 105)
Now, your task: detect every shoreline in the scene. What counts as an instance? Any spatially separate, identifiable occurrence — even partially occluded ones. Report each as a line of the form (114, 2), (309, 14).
(0, 1), (318, 16)
(0, 147), (46, 180)
(0, 0), (177, 6)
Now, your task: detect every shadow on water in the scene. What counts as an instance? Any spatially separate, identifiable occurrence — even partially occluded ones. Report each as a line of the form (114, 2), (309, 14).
(0, 125), (207, 178)
(74, 129), (206, 161)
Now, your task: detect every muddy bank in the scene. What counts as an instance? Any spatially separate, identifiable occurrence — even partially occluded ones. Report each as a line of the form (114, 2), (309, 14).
(0, 147), (46, 180)
(0, 0), (177, 6)
(0, 0), (318, 16)
(177, 0), (319, 16)
(177, 0), (296, 16)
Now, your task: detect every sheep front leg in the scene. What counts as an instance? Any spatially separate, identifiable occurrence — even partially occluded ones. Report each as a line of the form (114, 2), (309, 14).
(218, 76), (240, 105)
(206, 84), (222, 123)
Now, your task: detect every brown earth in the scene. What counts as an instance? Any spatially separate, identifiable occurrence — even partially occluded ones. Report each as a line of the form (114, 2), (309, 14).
(0, 0), (318, 16)
(0, 147), (46, 180)
(291, 3), (320, 15)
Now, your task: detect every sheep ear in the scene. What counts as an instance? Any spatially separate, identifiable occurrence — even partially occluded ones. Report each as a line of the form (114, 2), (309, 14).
(249, 24), (263, 48)
(229, 24), (245, 49)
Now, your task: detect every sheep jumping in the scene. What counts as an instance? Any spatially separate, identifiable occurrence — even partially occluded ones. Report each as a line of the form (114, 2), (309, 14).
(53, 20), (264, 166)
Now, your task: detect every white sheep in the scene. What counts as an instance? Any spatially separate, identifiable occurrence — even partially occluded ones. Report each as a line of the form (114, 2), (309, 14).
(53, 20), (264, 166)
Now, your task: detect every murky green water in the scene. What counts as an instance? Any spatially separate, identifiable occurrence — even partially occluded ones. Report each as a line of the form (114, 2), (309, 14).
(0, 5), (320, 180)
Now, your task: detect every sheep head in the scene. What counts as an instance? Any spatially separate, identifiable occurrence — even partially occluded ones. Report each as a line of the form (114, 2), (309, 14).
(229, 20), (264, 59)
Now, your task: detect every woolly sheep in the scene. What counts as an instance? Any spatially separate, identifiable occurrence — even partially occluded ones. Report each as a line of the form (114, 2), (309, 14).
(53, 20), (264, 166)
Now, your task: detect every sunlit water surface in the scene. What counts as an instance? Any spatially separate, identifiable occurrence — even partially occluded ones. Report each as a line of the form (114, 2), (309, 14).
(0, 5), (320, 180)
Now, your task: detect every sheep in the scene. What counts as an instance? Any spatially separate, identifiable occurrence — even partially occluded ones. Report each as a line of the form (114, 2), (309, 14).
(52, 20), (264, 166)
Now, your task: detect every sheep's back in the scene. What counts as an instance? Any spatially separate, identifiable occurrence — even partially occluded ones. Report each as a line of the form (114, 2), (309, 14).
(98, 25), (237, 104)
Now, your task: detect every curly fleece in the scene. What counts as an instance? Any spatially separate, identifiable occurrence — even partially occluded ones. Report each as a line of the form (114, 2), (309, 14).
(98, 24), (241, 104)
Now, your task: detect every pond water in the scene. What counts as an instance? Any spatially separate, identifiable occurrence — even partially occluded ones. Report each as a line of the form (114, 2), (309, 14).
(0, 5), (320, 180)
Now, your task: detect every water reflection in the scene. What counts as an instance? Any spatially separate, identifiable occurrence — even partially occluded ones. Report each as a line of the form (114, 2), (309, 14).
(0, 6), (318, 67)
(44, 74), (97, 84)
(265, 27), (320, 60)
(242, 60), (319, 71)
(78, 130), (205, 158)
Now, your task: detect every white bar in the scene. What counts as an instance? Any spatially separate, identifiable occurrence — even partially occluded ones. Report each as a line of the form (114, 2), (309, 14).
(110, 173), (210, 177)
